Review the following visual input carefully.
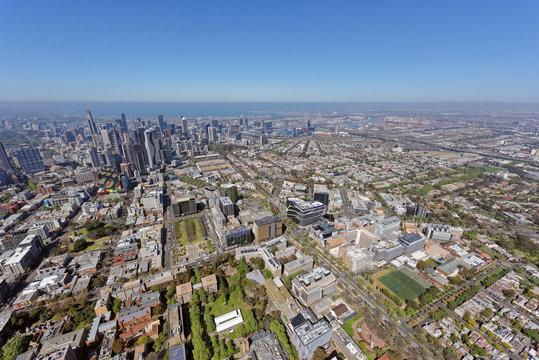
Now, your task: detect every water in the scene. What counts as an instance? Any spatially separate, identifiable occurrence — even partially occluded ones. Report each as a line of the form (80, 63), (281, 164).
(1, 101), (538, 118)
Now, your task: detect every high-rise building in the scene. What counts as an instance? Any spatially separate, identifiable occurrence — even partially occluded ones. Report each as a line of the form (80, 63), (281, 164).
(120, 113), (128, 131)
(86, 109), (98, 135)
(0, 142), (12, 172)
(86, 109), (100, 148)
(314, 192), (329, 208)
(260, 132), (268, 145)
(158, 114), (166, 129)
(144, 129), (157, 169)
(208, 126), (217, 143)
(181, 116), (188, 135)
(15, 144), (46, 174)
(87, 147), (101, 168)
(133, 144), (147, 175)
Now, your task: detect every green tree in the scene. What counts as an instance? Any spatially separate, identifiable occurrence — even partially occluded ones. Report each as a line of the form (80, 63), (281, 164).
(112, 338), (123, 354)
(312, 347), (327, 360)
(73, 238), (89, 252)
(135, 336), (149, 346)
(2, 336), (29, 360)
(153, 333), (165, 352)
(112, 298), (122, 313)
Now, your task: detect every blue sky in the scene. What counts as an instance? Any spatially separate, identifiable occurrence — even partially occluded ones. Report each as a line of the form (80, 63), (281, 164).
(0, 1), (538, 102)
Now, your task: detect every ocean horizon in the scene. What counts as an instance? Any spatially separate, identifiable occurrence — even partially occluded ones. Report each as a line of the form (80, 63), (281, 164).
(1, 101), (539, 118)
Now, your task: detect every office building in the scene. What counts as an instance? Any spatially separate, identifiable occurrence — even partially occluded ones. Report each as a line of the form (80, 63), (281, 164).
(0, 142), (12, 172)
(253, 215), (282, 242)
(222, 225), (252, 247)
(372, 241), (404, 262)
(398, 232), (426, 254)
(158, 114), (166, 129)
(286, 198), (326, 227)
(222, 184), (238, 204)
(287, 309), (332, 360)
(173, 195), (197, 217)
(291, 266), (336, 306)
(374, 216), (401, 236)
(423, 223), (453, 242)
(283, 255), (313, 277)
(314, 192), (329, 208)
(339, 245), (370, 272)
(120, 113), (128, 130)
(15, 144), (46, 174)
(249, 330), (289, 360)
(219, 196), (235, 217)
(87, 147), (100, 168)
(86, 109), (98, 136)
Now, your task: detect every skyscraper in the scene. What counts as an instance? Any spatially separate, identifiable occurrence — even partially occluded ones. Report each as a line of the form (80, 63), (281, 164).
(144, 129), (156, 169)
(208, 125), (217, 143)
(15, 144), (46, 174)
(86, 109), (99, 148)
(88, 147), (101, 168)
(0, 142), (12, 172)
(86, 109), (98, 135)
(181, 116), (188, 135)
(120, 113), (128, 130)
(158, 114), (166, 129)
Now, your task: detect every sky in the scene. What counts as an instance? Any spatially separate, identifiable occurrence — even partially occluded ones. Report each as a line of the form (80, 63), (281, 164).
(0, 1), (538, 103)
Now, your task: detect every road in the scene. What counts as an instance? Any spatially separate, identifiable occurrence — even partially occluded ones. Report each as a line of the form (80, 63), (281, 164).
(221, 150), (439, 360)
(339, 188), (354, 217)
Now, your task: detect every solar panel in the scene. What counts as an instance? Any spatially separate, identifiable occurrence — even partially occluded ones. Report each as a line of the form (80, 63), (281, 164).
(169, 344), (187, 360)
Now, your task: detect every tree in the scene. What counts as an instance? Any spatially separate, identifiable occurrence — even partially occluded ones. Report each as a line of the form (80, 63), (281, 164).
(73, 238), (89, 252)
(153, 333), (165, 352)
(2, 336), (29, 360)
(112, 299), (122, 314)
(312, 347), (327, 360)
(417, 260), (428, 270)
(112, 338), (123, 354)
(135, 336), (150, 346)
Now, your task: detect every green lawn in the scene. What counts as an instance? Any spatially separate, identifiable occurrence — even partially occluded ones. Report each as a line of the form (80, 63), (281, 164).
(175, 218), (205, 246)
(378, 269), (429, 301)
(69, 235), (110, 253)
(342, 313), (361, 337)
(209, 288), (250, 318)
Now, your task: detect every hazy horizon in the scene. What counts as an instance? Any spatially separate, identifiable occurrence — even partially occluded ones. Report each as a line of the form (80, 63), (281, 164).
(1, 101), (539, 118)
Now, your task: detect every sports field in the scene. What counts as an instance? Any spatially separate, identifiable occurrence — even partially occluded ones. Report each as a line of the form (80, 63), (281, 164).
(378, 269), (429, 301)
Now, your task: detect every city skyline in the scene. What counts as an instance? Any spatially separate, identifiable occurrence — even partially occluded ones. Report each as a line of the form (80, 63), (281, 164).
(1, 1), (538, 102)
